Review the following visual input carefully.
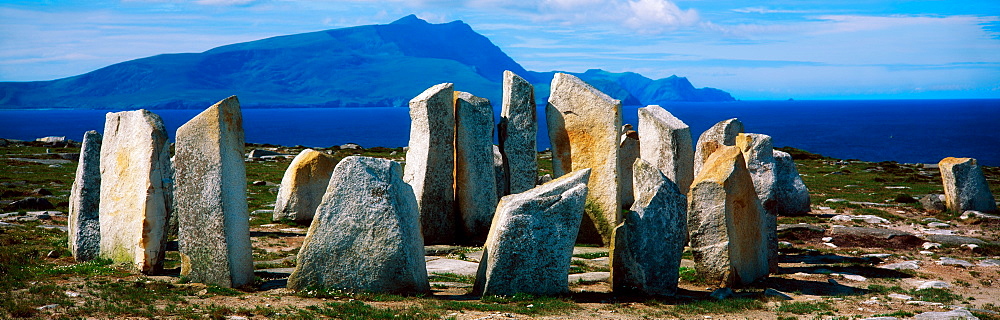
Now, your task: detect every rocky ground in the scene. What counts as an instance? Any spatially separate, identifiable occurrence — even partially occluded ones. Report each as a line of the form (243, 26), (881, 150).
(2, 138), (999, 319)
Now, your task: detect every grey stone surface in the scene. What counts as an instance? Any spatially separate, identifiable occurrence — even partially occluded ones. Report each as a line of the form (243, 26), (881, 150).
(881, 260), (921, 270)
(99, 109), (173, 273)
(939, 157), (997, 213)
(404, 83), (457, 244)
(272, 149), (338, 223)
(425, 258), (480, 276)
(772, 150), (811, 215)
(637, 105), (694, 193)
(473, 168), (591, 296)
(455, 91), (498, 243)
(288, 156), (429, 294)
(68, 130), (101, 262)
(961, 210), (1000, 220)
(978, 259), (1000, 267)
(913, 309), (979, 320)
(938, 257), (974, 267)
(693, 118), (743, 177)
(618, 129), (639, 209)
(568, 272), (609, 283)
(922, 234), (988, 246)
(493, 145), (508, 199)
(777, 223), (825, 233)
(611, 159), (686, 296)
(499, 70), (538, 196)
(735, 133), (779, 272)
(920, 194), (947, 212)
(174, 96), (254, 288)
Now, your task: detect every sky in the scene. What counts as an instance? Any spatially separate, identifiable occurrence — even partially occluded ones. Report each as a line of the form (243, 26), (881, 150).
(1, 0), (998, 100)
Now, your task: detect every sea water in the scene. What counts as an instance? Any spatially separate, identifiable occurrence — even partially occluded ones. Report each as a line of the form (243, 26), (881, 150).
(1, 99), (997, 166)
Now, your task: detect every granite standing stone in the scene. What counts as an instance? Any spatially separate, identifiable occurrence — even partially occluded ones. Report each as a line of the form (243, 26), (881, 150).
(174, 96), (254, 288)
(735, 133), (778, 272)
(68, 130), (101, 261)
(493, 145), (508, 199)
(611, 159), (687, 296)
(939, 157), (997, 213)
(688, 146), (769, 287)
(404, 83), (457, 244)
(272, 149), (338, 223)
(499, 70), (538, 195)
(772, 150), (811, 215)
(288, 156), (429, 294)
(618, 128), (640, 209)
(637, 105), (694, 193)
(99, 110), (173, 273)
(694, 118), (743, 177)
(546, 72), (622, 244)
(455, 91), (499, 243)
(473, 169), (591, 296)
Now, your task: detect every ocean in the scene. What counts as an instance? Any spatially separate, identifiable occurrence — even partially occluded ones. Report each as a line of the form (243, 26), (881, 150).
(1, 99), (997, 166)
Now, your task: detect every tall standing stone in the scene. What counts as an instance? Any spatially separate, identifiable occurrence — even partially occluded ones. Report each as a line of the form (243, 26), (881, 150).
(288, 156), (429, 294)
(611, 159), (686, 296)
(546, 72), (622, 244)
(493, 145), (508, 199)
(638, 105), (694, 193)
(499, 70), (538, 195)
(174, 96), (254, 288)
(272, 149), (338, 223)
(735, 133), (778, 272)
(99, 110), (172, 273)
(69, 130), (102, 262)
(618, 127), (640, 209)
(455, 91), (498, 243)
(772, 150), (811, 215)
(694, 118), (743, 177)
(473, 169), (590, 297)
(939, 157), (998, 213)
(404, 83), (456, 244)
(687, 146), (769, 287)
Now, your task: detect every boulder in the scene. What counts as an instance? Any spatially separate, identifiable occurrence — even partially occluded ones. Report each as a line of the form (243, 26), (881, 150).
(545, 72), (622, 244)
(174, 96), (254, 288)
(272, 149), (338, 223)
(288, 156), (429, 294)
(772, 150), (811, 215)
(7, 197), (55, 210)
(403, 83), (457, 244)
(939, 157), (997, 213)
(611, 159), (686, 296)
(455, 91), (499, 243)
(693, 118), (743, 177)
(618, 128), (640, 209)
(687, 146), (769, 287)
(637, 105), (694, 193)
(68, 130), (102, 262)
(473, 168), (591, 296)
(99, 110), (173, 273)
(499, 70), (538, 195)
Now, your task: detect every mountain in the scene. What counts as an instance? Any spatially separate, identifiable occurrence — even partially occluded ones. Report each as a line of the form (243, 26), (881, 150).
(0, 15), (733, 109)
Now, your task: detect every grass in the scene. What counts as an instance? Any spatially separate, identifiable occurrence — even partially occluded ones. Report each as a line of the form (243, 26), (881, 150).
(906, 288), (964, 304)
(776, 301), (834, 314)
(295, 287), (409, 302)
(673, 298), (765, 314)
(433, 293), (578, 315)
(428, 272), (476, 284)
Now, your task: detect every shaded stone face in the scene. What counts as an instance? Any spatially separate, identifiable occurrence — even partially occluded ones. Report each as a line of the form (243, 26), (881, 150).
(772, 150), (811, 216)
(618, 129), (640, 209)
(545, 72), (622, 244)
(939, 157), (998, 213)
(403, 83), (457, 244)
(99, 109), (172, 274)
(694, 118), (743, 177)
(499, 70), (538, 196)
(637, 105), (694, 194)
(272, 149), (338, 223)
(69, 130), (102, 262)
(288, 156), (429, 294)
(174, 96), (254, 288)
(455, 91), (498, 243)
(473, 168), (591, 297)
(735, 133), (778, 272)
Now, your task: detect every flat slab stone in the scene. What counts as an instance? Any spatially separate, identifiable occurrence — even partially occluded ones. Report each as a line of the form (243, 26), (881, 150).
(880, 260), (920, 270)
(913, 309), (979, 320)
(426, 258), (479, 276)
(978, 259), (1000, 267)
(569, 272), (609, 283)
(922, 234), (988, 246)
(937, 257), (974, 267)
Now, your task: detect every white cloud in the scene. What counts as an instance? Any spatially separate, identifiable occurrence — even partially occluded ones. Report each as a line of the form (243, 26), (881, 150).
(195, 0), (257, 5)
(732, 7), (814, 14)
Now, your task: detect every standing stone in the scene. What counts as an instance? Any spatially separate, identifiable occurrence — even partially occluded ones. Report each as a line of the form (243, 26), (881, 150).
(288, 156), (429, 294)
(638, 105), (694, 193)
(473, 169), (591, 297)
(611, 159), (686, 296)
(546, 72), (622, 244)
(735, 133), (778, 272)
(688, 146), (769, 287)
(939, 157), (998, 213)
(69, 130), (101, 262)
(404, 83), (456, 244)
(694, 118), (743, 177)
(618, 127), (640, 209)
(772, 150), (811, 215)
(99, 110), (172, 273)
(493, 145), (508, 198)
(499, 70), (538, 195)
(455, 91), (498, 243)
(174, 96), (254, 288)
(272, 149), (338, 223)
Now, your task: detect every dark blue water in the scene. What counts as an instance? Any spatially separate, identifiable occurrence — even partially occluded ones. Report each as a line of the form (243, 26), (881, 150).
(1, 99), (997, 166)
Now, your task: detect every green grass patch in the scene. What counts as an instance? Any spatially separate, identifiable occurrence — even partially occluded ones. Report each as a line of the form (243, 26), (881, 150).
(776, 301), (834, 314)
(306, 300), (439, 320)
(434, 293), (577, 315)
(673, 298), (765, 314)
(874, 311), (915, 318)
(295, 286), (409, 301)
(907, 288), (963, 304)
(428, 272), (475, 284)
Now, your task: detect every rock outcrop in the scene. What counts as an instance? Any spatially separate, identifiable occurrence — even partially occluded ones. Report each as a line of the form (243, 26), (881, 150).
(272, 149), (338, 223)
(455, 91), (498, 243)
(499, 70), (538, 195)
(404, 83), (457, 244)
(694, 118), (743, 177)
(939, 157), (997, 213)
(68, 130), (101, 262)
(637, 105), (694, 193)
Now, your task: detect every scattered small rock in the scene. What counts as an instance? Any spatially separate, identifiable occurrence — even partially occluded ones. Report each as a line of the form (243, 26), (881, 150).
(919, 250), (934, 255)
(887, 293), (912, 300)
(862, 253), (892, 259)
(961, 210), (1000, 220)
(6, 197), (55, 210)
(710, 287), (734, 300)
(912, 309), (979, 320)
(922, 234), (988, 246)
(922, 242), (941, 250)
(31, 188), (52, 196)
(917, 280), (951, 289)
(938, 257), (974, 267)
(764, 288), (792, 300)
(36, 304), (59, 310)
(880, 260), (920, 270)
(906, 301), (944, 307)
(926, 222), (950, 228)
(977, 259), (1000, 267)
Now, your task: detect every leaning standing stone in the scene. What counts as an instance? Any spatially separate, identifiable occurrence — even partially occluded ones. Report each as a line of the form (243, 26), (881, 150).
(611, 159), (686, 296)
(618, 127), (640, 209)
(174, 96), (254, 288)
(272, 149), (338, 223)
(546, 72), (622, 244)
(637, 105), (694, 193)
(404, 83), (457, 244)
(455, 91), (498, 243)
(69, 130), (101, 262)
(473, 169), (591, 297)
(939, 157), (998, 213)
(288, 156), (429, 294)
(99, 110), (173, 273)
(688, 146), (770, 287)
(694, 118), (743, 177)
(772, 150), (811, 215)
(499, 70), (538, 195)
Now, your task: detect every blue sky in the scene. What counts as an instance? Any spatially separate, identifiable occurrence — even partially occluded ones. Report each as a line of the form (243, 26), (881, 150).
(1, 0), (998, 99)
